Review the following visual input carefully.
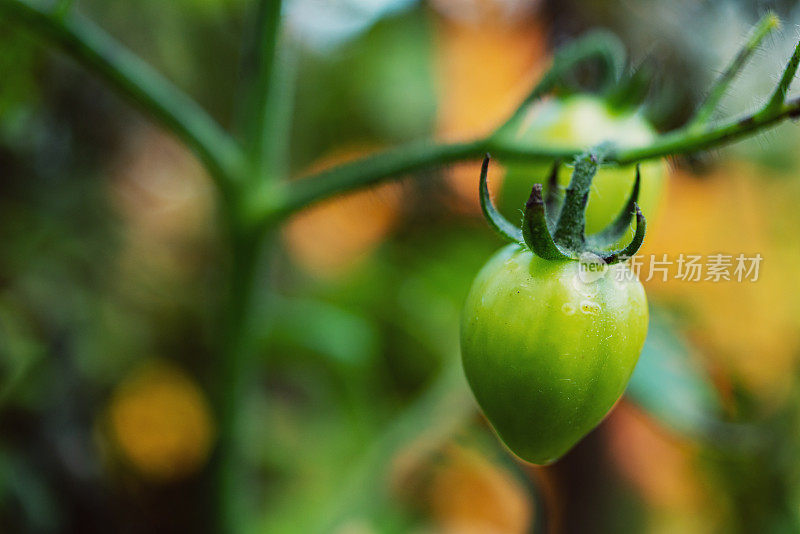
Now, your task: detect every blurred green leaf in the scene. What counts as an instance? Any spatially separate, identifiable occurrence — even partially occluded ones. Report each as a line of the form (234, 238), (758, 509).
(0, 27), (39, 121)
(292, 9), (436, 169)
(0, 450), (59, 533)
(308, 357), (472, 534)
(264, 296), (379, 366)
(626, 308), (723, 437)
(0, 299), (44, 407)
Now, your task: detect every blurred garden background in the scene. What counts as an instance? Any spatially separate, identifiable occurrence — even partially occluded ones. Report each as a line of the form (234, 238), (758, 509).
(3, 0), (800, 532)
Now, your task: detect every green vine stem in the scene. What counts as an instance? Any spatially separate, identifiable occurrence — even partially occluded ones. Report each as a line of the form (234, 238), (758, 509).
(494, 29), (626, 136)
(686, 12), (779, 129)
(279, 87), (800, 215)
(285, 84), (800, 215)
(218, 1), (286, 532)
(240, 0), (285, 181)
(587, 164), (641, 248)
(762, 24), (800, 116)
(0, 0), (246, 197)
(281, 15), (800, 215)
(215, 227), (275, 534)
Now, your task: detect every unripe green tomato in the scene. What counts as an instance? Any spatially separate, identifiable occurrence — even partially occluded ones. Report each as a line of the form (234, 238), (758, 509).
(460, 244), (648, 464)
(499, 94), (667, 237)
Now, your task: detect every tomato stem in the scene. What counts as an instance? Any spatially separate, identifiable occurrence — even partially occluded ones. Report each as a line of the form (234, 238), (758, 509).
(543, 161), (562, 229)
(241, 0), (290, 183)
(552, 152), (598, 250)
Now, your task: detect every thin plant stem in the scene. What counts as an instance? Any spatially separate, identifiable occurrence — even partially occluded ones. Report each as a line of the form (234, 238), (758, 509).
(279, 139), (505, 216)
(214, 3), (287, 531)
(763, 37), (800, 115)
(246, 0), (284, 180)
(0, 0), (245, 196)
(614, 95), (800, 163)
(496, 30), (625, 137)
(281, 89), (800, 215)
(215, 225), (274, 534)
(687, 12), (779, 129)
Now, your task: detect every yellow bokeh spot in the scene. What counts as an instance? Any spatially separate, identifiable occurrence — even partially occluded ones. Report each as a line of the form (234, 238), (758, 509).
(107, 360), (215, 482)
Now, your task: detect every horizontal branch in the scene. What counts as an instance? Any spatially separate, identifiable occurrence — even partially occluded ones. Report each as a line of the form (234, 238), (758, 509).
(491, 95), (800, 165)
(280, 139), (490, 214)
(1, 0), (245, 191)
(278, 140), (584, 217)
(614, 95), (800, 163)
(279, 94), (800, 217)
(686, 12), (779, 129)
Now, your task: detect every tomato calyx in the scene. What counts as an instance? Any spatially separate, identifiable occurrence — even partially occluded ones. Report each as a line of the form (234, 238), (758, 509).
(479, 151), (646, 264)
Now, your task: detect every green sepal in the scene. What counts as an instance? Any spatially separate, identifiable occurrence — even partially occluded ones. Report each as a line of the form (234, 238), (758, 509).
(522, 184), (571, 261)
(596, 203), (646, 264)
(479, 154), (523, 243)
(477, 149), (645, 266)
(587, 163), (641, 249)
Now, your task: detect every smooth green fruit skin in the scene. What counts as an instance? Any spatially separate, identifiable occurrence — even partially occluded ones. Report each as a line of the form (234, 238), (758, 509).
(498, 94), (667, 238)
(460, 244), (648, 464)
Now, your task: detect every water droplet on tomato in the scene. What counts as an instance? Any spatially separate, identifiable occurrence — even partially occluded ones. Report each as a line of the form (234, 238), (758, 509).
(572, 274), (599, 297)
(580, 300), (601, 315)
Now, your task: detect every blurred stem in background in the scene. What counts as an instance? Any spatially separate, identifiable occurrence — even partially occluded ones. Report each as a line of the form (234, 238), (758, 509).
(215, 0), (285, 529)
(4, 1), (800, 532)
(217, 228), (274, 533)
